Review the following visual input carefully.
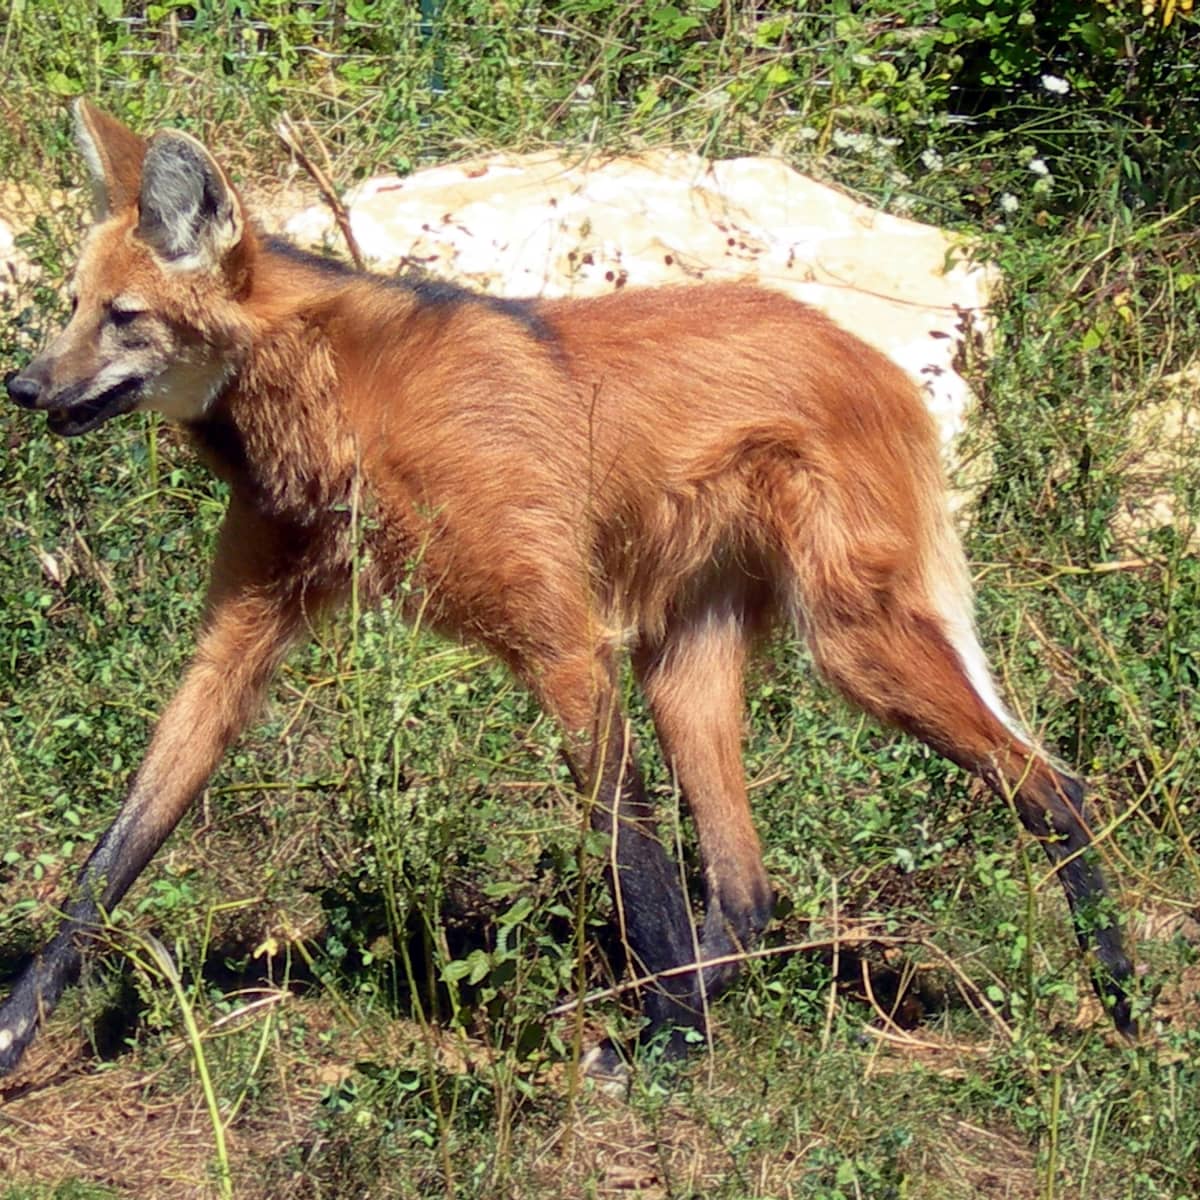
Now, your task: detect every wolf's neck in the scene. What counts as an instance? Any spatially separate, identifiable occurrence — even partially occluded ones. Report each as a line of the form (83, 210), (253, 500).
(188, 316), (361, 527)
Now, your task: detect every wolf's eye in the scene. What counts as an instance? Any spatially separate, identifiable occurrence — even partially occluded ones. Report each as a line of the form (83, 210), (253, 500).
(108, 304), (143, 328)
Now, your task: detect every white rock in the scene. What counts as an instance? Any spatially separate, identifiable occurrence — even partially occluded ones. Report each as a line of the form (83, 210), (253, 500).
(0, 214), (34, 305)
(1113, 364), (1199, 552)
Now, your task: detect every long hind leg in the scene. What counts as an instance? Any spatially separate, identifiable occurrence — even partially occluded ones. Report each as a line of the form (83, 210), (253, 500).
(806, 603), (1134, 1033)
(633, 596), (774, 1001)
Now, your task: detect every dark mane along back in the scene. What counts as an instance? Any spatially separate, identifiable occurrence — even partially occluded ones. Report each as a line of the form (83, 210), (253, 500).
(262, 235), (554, 343)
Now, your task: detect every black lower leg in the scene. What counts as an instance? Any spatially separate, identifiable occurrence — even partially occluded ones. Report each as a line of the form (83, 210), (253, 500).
(698, 876), (775, 999)
(0, 806), (152, 1074)
(582, 717), (703, 1057)
(1017, 774), (1135, 1036)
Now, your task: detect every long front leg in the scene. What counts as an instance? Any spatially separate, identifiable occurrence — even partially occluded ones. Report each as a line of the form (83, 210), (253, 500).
(0, 568), (306, 1075)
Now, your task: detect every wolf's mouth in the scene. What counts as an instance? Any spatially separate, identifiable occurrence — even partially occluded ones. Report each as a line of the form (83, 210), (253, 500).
(46, 376), (144, 437)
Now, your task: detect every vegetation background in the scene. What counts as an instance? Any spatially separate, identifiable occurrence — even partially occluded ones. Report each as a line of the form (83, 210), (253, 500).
(0, 1), (1197, 1197)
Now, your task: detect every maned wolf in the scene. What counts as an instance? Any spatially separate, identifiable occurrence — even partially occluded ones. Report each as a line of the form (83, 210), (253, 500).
(0, 102), (1134, 1077)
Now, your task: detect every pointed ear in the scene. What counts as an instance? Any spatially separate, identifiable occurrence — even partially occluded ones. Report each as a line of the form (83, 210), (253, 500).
(136, 129), (245, 268)
(74, 100), (147, 218)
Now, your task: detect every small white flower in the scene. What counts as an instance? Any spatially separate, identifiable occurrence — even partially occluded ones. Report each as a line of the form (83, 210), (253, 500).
(920, 147), (944, 172)
(999, 192), (1019, 213)
(832, 129), (870, 152)
(1028, 158), (1050, 176)
(1041, 74), (1069, 95)
(575, 83), (595, 101)
(861, 134), (900, 161)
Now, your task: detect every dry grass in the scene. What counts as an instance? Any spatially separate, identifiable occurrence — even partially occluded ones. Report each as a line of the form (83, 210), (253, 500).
(9, 946), (1198, 1200)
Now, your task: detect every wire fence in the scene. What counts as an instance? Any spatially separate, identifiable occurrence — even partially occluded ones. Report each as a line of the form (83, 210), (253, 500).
(2, 2), (1195, 215)
(102, 3), (1199, 108)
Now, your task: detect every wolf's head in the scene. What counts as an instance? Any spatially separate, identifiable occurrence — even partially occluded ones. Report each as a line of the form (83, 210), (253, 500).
(5, 102), (253, 435)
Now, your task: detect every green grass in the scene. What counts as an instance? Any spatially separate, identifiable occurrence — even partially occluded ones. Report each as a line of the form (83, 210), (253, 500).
(2, 3), (1199, 1199)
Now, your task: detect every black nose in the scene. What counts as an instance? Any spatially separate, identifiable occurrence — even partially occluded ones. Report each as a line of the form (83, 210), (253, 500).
(5, 372), (42, 409)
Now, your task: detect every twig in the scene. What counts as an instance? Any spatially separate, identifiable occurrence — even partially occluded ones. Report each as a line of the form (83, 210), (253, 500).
(545, 931), (1018, 1043)
(973, 557), (1163, 588)
(820, 876), (840, 1053)
(860, 1025), (980, 1054)
(207, 990), (288, 1033)
(275, 114), (365, 270)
